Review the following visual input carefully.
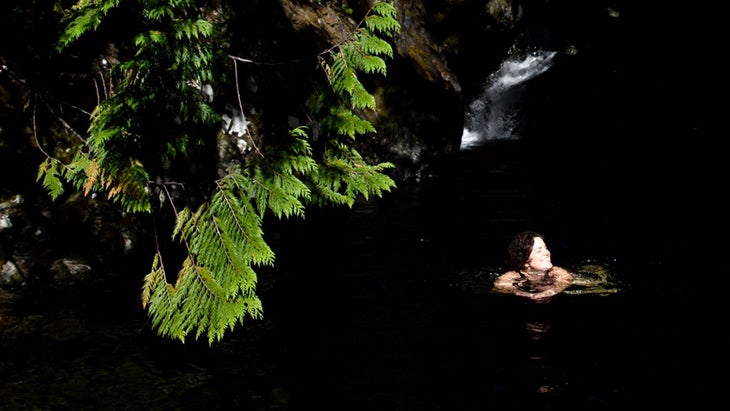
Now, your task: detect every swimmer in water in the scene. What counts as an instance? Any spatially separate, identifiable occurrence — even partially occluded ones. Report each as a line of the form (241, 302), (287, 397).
(493, 231), (574, 302)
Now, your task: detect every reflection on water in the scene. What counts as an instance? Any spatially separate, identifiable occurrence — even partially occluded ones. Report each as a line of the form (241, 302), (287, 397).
(565, 261), (622, 296)
(477, 276), (629, 409)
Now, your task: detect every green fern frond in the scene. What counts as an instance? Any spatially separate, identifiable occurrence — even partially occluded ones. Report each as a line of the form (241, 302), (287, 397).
(206, 186), (275, 267)
(57, 0), (122, 51)
(368, 2), (401, 34)
(328, 52), (358, 95)
(316, 0), (399, 136)
(195, 265), (225, 299)
(342, 41), (387, 76)
(354, 32), (393, 60)
(246, 135), (320, 219)
(175, 18), (213, 41)
(141, 128), (338, 342)
(172, 207), (191, 239)
(304, 1), (399, 210)
(143, 175), (274, 343)
(36, 158), (66, 200)
(141, 253), (178, 337)
(308, 141), (396, 207)
(61, 151), (92, 189)
(144, 4), (174, 21)
(322, 105), (377, 138)
(349, 81), (377, 110)
(250, 172), (309, 219)
(113, 159), (152, 212)
(365, 14), (401, 37)
(52, 0), (401, 344)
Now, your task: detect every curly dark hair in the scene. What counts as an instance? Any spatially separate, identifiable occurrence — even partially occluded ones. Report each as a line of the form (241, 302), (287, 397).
(505, 231), (544, 272)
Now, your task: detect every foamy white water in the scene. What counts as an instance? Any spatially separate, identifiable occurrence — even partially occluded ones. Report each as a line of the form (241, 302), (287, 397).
(461, 50), (557, 149)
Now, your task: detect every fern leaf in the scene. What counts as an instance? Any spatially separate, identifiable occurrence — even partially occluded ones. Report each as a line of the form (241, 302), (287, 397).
(53, 0), (401, 344)
(36, 158), (66, 199)
(355, 32), (393, 59)
(368, 2), (401, 35)
(195, 265), (225, 299)
(83, 159), (101, 196)
(57, 0), (122, 51)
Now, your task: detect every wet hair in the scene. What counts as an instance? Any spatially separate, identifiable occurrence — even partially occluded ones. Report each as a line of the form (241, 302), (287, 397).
(505, 230), (544, 272)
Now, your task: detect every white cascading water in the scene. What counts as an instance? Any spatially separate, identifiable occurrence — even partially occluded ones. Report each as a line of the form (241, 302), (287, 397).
(461, 49), (557, 149)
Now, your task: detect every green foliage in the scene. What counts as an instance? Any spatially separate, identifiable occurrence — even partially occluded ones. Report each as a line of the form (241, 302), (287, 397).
(315, 1), (400, 138)
(36, 158), (65, 199)
(56, 0), (122, 51)
(42, 0), (400, 344)
(309, 141), (395, 207)
(247, 132), (319, 219)
(41, 0), (221, 213)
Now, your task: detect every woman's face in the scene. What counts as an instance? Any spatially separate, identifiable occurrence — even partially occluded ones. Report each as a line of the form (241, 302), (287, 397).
(524, 236), (553, 272)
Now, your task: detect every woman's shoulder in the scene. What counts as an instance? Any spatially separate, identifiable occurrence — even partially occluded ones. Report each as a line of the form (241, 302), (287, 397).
(550, 266), (574, 280)
(495, 270), (521, 282)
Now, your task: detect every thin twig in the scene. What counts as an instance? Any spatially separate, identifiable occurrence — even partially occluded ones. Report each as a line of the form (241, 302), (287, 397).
(230, 56), (263, 158)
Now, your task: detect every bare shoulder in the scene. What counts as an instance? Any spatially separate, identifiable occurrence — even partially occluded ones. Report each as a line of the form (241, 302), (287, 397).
(493, 271), (521, 293)
(550, 266), (574, 282)
(495, 271), (521, 283)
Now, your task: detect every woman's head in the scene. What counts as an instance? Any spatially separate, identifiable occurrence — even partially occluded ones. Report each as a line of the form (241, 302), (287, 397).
(506, 231), (553, 273)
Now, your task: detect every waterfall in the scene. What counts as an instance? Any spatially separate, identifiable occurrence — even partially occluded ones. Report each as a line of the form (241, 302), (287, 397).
(461, 50), (557, 149)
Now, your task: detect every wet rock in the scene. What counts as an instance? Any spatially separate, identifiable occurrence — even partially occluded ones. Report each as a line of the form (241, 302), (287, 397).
(0, 260), (23, 287)
(49, 258), (93, 287)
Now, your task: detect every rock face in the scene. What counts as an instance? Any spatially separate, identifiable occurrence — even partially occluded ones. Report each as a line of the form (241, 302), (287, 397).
(384, 0), (518, 180)
(220, 0), (520, 183)
(272, 0), (521, 181)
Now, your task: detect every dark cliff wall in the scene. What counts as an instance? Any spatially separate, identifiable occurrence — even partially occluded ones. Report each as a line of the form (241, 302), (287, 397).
(246, 0), (521, 182)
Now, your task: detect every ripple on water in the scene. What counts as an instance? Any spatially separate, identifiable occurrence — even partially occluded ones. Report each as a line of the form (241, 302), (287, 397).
(565, 261), (623, 296)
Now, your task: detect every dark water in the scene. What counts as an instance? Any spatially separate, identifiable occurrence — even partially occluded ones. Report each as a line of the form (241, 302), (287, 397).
(7, 136), (721, 411)
(0, 139), (724, 410)
(271, 140), (725, 410)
